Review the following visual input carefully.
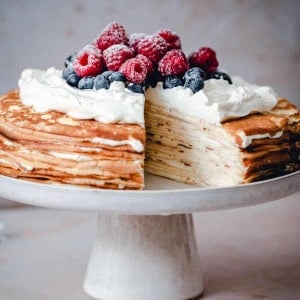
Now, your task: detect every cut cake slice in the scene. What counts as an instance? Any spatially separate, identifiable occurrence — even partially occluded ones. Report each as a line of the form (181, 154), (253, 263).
(0, 90), (145, 189)
(145, 94), (300, 186)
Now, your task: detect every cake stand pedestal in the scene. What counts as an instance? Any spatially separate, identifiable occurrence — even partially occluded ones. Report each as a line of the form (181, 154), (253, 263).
(0, 171), (299, 300)
(84, 214), (202, 300)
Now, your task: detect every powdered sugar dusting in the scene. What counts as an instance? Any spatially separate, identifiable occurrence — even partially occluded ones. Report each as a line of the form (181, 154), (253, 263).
(94, 22), (129, 51)
(157, 29), (182, 50)
(103, 44), (134, 71)
(73, 45), (104, 77)
(129, 33), (148, 51)
(120, 58), (147, 84)
(103, 44), (133, 57)
(136, 54), (154, 75)
(137, 35), (168, 63)
(158, 49), (188, 76)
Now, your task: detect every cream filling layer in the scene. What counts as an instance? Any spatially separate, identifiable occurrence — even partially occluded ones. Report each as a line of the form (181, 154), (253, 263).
(238, 131), (284, 148)
(91, 137), (144, 152)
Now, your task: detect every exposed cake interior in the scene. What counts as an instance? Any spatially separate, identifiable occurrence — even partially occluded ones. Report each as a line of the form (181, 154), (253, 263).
(145, 82), (299, 186)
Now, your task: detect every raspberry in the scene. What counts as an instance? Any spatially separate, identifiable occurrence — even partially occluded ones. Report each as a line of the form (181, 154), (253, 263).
(73, 45), (104, 77)
(103, 44), (134, 71)
(137, 35), (167, 64)
(119, 58), (147, 84)
(94, 22), (128, 51)
(128, 33), (147, 53)
(188, 47), (218, 73)
(158, 49), (189, 76)
(157, 29), (181, 50)
(136, 54), (154, 76)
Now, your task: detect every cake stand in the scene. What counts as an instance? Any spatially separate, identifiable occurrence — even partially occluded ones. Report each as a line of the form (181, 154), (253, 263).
(0, 171), (299, 300)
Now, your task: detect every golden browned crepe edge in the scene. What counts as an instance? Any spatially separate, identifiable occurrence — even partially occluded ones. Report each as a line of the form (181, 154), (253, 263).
(0, 90), (145, 190)
(222, 98), (300, 181)
(222, 98), (299, 146)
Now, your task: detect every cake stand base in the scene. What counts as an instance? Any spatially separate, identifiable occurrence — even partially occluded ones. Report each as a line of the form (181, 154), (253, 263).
(84, 214), (203, 300)
(1, 172), (299, 299)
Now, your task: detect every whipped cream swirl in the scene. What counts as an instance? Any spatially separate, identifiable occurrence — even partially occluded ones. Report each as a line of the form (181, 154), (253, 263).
(18, 68), (145, 126)
(146, 76), (278, 123)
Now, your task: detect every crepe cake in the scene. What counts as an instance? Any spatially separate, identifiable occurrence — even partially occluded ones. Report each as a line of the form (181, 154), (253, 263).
(0, 88), (145, 190)
(0, 22), (299, 189)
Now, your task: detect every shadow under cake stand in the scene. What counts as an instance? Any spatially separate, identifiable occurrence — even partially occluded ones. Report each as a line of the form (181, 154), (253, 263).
(1, 171), (299, 300)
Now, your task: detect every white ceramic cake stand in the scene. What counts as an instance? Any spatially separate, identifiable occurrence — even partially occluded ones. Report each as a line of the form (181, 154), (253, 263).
(0, 171), (299, 300)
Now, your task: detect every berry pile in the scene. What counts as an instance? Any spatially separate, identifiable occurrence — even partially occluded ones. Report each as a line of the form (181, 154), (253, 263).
(62, 22), (232, 94)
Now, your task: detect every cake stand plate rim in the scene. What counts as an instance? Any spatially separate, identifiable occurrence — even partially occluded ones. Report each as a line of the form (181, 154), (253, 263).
(0, 171), (299, 214)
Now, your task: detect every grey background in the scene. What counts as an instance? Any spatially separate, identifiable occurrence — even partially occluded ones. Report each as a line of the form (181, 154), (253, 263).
(0, 3), (299, 298)
(0, 0), (299, 106)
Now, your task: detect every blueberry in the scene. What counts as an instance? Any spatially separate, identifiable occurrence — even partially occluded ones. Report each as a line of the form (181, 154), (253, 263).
(109, 72), (126, 82)
(184, 67), (205, 81)
(163, 76), (184, 89)
(65, 73), (80, 87)
(145, 71), (163, 89)
(101, 70), (114, 79)
(78, 76), (95, 89)
(62, 65), (81, 87)
(62, 65), (75, 80)
(207, 71), (232, 84)
(64, 52), (77, 68)
(65, 73), (81, 89)
(127, 83), (145, 94)
(94, 74), (110, 90)
(184, 77), (204, 93)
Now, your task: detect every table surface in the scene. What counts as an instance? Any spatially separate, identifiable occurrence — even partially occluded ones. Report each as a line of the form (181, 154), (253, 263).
(0, 192), (299, 300)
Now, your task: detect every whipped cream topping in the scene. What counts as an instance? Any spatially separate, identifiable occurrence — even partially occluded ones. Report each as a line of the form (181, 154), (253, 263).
(18, 68), (145, 126)
(146, 76), (278, 124)
(18, 68), (278, 127)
